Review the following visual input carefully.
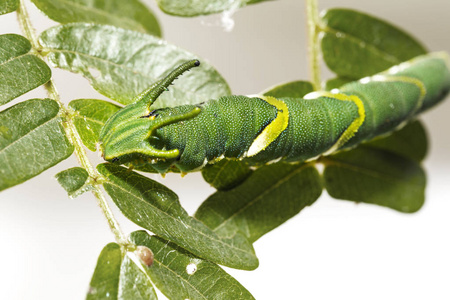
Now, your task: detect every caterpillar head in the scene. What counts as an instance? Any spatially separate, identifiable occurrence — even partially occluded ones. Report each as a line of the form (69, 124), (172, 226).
(98, 60), (201, 165)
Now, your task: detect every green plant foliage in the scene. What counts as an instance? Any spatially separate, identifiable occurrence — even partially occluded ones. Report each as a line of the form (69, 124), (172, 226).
(195, 163), (322, 242)
(156, 0), (270, 17)
(0, 99), (74, 191)
(97, 163), (259, 270)
(130, 231), (255, 300)
(31, 0), (161, 37)
(0, 34), (51, 106)
(364, 120), (428, 162)
(323, 147), (425, 213)
(321, 8), (427, 79)
(0, 0), (18, 15)
(39, 24), (231, 107)
(69, 99), (121, 151)
(55, 167), (90, 197)
(87, 243), (157, 300)
(87, 243), (122, 300)
(201, 160), (253, 191)
(325, 77), (352, 90)
(262, 80), (314, 98)
(1, 0), (448, 297)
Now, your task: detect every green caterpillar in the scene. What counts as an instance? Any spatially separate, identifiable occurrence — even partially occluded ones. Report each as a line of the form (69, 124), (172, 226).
(99, 52), (450, 173)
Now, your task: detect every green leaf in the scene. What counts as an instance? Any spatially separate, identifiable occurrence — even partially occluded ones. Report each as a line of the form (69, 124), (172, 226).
(320, 8), (427, 79)
(202, 160), (252, 191)
(0, 0), (18, 15)
(116, 254), (157, 300)
(156, 0), (270, 17)
(126, 163), (173, 174)
(31, 0), (161, 37)
(325, 77), (353, 91)
(39, 24), (231, 107)
(364, 120), (428, 162)
(55, 167), (90, 197)
(195, 163), (322, 243)
(262, 80), (314, 98)
(97, 163), (258, 270)
(69, 99), (121, 151)
(323, 146), (425, 213)
(0, 99), (74, 191)
(130, 231), (255, 300)
(87, 243), (122, 300)
(87, 243), (157, 300)
(0, 34), (51, 106)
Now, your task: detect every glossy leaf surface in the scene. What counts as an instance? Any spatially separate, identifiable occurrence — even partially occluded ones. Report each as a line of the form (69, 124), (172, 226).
(55, 167), (90, 197)
(98, 163), (258, 270)
(40, 24), (231, 107)
(87, 243), (157, 300)
(0, 99), (74, 191)
(262, 80), (314, 98)
(196, 163), (322, 242)
(131, 231), (255, 300)
(69, 99), (121, 151)
(321, 8), (427, 79)
(0, 34), (51, 105)
(31, 0), (161, 36)
(156, 0), (270, 17)
(202, 160), (252, 191)
(323, 147), (425, 213)
(0, 0), (18, 15)
(87, 243), (122, 300)
(116, 255), (157, 299)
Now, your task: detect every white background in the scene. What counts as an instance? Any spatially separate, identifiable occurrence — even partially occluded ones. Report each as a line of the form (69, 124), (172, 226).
(1, 0), (449, 299)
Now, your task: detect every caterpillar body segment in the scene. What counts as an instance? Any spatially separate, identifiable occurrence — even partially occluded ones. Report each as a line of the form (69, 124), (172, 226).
(338, 52), (450, 148)
(99, 53), (450, 173)
(152, 95), (360, 172)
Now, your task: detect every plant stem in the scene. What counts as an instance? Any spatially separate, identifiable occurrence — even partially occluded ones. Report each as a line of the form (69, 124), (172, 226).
(16, 0), (127, 245)
(16, 0), (40, 51)
(306, 0), (321, 90)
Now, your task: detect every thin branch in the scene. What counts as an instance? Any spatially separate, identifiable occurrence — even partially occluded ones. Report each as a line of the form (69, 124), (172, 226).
(306, 0), (322, 90)
(16, 0), (127, 245)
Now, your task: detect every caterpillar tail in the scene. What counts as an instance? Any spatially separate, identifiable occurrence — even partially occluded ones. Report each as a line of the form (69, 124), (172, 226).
(139, 59), (202, 158)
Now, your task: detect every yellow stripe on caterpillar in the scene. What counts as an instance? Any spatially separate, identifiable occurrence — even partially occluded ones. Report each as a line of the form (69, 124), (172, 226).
(304, 91), (366, 156)
(247, 95), (289, 157)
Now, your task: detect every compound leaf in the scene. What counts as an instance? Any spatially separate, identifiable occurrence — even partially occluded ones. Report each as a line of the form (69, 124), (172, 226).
(0, 34), (51, 106)
(69, 99), (121, 151)
(196, 163), (322, 243)
(130, 231), (255, 300)
(40, 24), (230, 107)
(321, 8), (427, 79)
(156, 0), (271, 17)
(323, 146), (425, 213)
(202, 159), (252, 191)
(0, 99), (74, 191)
(87, 243), (157, 300)
(97, 163), (258, 270)
(262, 80), (314, 98)
(31, 0), (161, 36)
